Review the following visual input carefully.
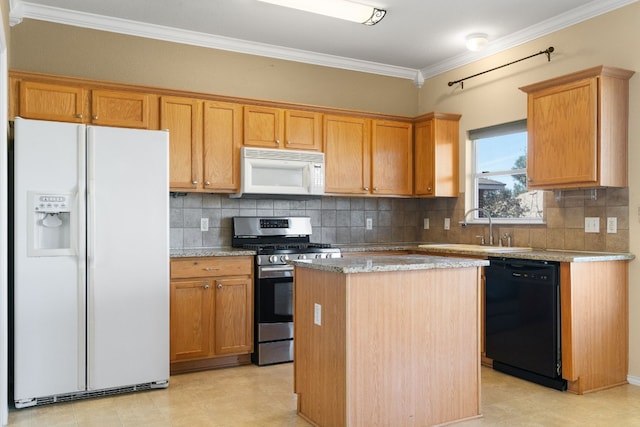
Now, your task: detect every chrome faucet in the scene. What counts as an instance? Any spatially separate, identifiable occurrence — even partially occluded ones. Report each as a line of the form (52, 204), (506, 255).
(462, 208), (494, 246)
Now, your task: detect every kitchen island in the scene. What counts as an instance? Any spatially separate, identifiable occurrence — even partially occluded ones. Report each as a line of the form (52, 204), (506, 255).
(291, 255), (489, 427)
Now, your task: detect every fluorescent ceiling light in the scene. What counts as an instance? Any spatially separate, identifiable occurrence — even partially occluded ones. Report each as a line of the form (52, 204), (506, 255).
(257, 0), (387, 26)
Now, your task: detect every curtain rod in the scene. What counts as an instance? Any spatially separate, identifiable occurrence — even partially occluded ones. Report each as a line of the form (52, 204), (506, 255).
(447, 47), (554, 89)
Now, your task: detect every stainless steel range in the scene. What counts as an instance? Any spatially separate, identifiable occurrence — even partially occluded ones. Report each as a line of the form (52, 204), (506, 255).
(232, 216), (341, 366)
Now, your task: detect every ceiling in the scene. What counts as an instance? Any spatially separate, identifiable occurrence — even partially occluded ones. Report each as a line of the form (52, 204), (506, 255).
(8, 0), (638, 84)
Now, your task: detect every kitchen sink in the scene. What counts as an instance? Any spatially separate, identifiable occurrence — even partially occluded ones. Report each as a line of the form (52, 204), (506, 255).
(418, 243), (533, 253)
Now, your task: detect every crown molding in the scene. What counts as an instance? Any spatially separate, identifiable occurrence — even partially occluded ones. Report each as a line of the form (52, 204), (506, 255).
(8, 1), (417, 80)
(9, 0), (639, 84)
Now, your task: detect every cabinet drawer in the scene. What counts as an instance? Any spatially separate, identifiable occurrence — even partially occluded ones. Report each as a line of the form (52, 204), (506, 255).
(171, 256), (252, 279)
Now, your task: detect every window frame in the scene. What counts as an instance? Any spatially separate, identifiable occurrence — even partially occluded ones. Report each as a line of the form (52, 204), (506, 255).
(468, 119), (545, 225)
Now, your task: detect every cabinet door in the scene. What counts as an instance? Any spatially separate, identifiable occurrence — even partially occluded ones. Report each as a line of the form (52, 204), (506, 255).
(170, 279), (212, 361)
(324, 115), (371, 194)
(371, 120), (413, 196)
(527, 78), (598, 188)
(213, 277), (253, 355)
(203, 101), (243, 191)
(19, 81), (85, 123)
(414, 119), (435, 196)
(414, 116), (459, 197)
(284, 110), (322, 151)
(91, 89), (151, 129)
(243, 105), (283, 148)
(161, 96), (202, 190)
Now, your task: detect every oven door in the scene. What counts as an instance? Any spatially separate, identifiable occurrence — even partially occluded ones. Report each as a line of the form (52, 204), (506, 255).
(256, 265), (294, 324)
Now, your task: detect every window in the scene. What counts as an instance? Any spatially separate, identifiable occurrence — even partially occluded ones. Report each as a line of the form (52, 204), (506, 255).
(469, 120), (544, 223)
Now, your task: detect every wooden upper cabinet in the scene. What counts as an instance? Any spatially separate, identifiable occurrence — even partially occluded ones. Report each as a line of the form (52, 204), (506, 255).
(161, 97), (242, 192)
(284, 110), (322, 151)
(202, 101), (243, 191)
(90, 89), (150, 128)
(371, 120), (413, 196)
(414, 113), (461, 197)
(244, 105), (322, 151)
(324, 114), (371, 195)
(520, 66), (634, 189)
(161, 96), (202, 190)
(16, 80), (153, 129)
(19, 81), (85, 123)
(243, 105), (283, 148)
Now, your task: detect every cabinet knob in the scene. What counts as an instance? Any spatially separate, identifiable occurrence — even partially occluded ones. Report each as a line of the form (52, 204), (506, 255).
(192, 180), (198, 185)
(287, 140), (291, 145)
(204, 284), (209, 289)
(427, 187), (432, 191)
(364, 187), (369, 191)
(204, 267), (219, 271)
(205, 181), (211, 186)
(373, 187), (378, 192)
(92, 115), (98, 120)
(217, 284), (223, 289)
(275, 139), (280, 146)
(76, 114), (83, 119)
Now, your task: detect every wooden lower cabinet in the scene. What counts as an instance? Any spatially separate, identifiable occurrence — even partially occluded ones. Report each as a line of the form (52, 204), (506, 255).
(170, 256), (254, 374)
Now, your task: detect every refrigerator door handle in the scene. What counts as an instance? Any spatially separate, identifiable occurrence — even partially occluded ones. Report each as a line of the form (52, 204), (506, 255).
(77, 125), (88, 390)
(86, 127), (96, 386)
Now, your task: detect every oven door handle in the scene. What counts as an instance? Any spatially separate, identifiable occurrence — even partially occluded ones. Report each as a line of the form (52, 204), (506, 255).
(260, 265), (294, 272)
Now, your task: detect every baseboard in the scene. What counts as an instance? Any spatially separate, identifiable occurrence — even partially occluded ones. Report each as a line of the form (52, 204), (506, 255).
(627, 374), (640, 386)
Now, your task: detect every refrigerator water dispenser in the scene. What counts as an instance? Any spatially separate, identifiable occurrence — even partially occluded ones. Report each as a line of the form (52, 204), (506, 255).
(28, 192), (75, 256)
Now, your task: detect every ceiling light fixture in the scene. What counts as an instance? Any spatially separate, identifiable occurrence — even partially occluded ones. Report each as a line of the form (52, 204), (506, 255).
(465, 33), (488, 51)
(257, 0), (387, 26)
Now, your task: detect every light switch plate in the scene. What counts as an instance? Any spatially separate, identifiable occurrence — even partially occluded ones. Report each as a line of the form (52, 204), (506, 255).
(200, 218), (209, 231)
(607, 217), (617, 234)
(423, 218), (430, 230)
(444, 218), (450, 230)
(366, 218), (373, 230)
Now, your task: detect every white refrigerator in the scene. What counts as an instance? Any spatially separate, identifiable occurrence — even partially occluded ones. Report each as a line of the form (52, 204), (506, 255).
(13, 118), (170, 408)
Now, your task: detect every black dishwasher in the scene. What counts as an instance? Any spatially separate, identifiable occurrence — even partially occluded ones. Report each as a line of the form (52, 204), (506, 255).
(485, 257), (567, 391)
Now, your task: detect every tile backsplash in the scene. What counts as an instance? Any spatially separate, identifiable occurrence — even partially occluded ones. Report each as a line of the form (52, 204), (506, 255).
(170, 188), (629, 252)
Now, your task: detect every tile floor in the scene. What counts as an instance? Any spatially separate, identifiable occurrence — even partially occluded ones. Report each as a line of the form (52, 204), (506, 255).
(8, 364), (640, 426)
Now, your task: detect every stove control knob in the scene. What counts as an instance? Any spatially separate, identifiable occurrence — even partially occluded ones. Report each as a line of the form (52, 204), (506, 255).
(280, 255), (289, 262)
(315, 253), (325, 259)
(297, 254), (307, 260)
(269, 255), (279, 264)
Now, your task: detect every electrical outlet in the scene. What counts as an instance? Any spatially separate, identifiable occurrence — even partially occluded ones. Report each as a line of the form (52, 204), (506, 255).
(607, 217), (617, 234)
(584, 217), (599, 233)
(444, 218), (450, 230)
(366, 218), (373, 230)
(314, 303), (322, 326)
(200, 217), (209, 232)
(423, 218), (430, 230)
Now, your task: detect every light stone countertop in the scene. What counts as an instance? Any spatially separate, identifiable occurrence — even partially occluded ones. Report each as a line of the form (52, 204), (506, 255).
(170, 247), (255, 258)
(169, 244), (634, 263)
(289, 254), (489, 274)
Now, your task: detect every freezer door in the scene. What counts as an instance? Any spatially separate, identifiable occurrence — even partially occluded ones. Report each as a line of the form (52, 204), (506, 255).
(13, 118), (87, 401)
(86, 126), (169, 390)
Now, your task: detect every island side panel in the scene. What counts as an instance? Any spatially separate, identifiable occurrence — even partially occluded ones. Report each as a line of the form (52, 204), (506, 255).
(294, 268), (347, 427)
(346, 267), (481, 426)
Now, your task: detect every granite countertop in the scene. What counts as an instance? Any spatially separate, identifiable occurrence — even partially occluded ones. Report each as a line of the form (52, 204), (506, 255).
(289, 254), (489, 274)
(169, 243), (634, 263)
(170, 247), (255, 258)
(414, 244), (635, 262)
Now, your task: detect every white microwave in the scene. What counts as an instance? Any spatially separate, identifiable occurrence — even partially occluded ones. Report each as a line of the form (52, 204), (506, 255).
(231, 147), (325, 198)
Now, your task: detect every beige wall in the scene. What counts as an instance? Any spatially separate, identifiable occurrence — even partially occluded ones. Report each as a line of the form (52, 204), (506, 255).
(421, 3), (640, 379)
(9, 19), (418, 117)
(8, 3), (640, 380)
